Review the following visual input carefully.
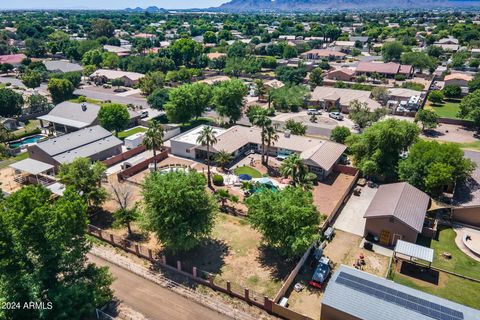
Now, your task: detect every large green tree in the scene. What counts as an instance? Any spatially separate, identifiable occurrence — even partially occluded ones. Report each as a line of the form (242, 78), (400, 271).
(139, 71), (165, 96)
(382, 41), (404, 62)
(458, 90), (480, 130)
(0, 88), (23, 117)
(47, 78), (74, 104)
(213, 79), (247, 124)
(0, 186), (113, 320)
(415, 109), (439, 131)
(346, 119), (420, 178)
(58, 157), (107, 207)
(348, 100), (387, 130)
(98, 103), (130, 135)
(142, 171), (217, 253)
(399, 140), (475, 197)
(246, 187), (320, 259)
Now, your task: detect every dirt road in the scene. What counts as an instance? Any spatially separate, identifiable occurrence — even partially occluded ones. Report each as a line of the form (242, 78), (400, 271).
(88, 254), (232, 320)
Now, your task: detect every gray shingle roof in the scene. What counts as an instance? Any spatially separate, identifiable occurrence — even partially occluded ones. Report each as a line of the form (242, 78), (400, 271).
(38, 102), (100, 129)
(36, 125), (117, 156)
(44, 60), (83, 73)
(323, 265), (480, 320)
(363, 182), (430, 233)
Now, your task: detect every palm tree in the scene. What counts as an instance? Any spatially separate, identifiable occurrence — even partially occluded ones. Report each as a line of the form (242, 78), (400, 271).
(264, 124), (278, 166)
(215, 150), (233, 172)
(280, 154), (308, 187)
(143, 120), (164, 171)
(252, 110), (272, 164)
(197, 126), (218, 187)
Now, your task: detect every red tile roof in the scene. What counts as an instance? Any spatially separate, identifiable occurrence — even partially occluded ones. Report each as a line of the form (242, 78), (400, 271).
(0, 54), (26, 65)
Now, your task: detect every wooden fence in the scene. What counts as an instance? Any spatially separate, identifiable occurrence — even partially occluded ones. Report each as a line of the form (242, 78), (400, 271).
(117, 149), (169, 180)
(102, 145), (146, 167)
(87, 225), (313, 320)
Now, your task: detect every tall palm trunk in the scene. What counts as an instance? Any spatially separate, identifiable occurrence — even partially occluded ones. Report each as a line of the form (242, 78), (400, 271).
(153, 148), (157, 171)
(266, 140), (271, 165)
(261, 131), (266, 164)
(206, 145), (211, 187)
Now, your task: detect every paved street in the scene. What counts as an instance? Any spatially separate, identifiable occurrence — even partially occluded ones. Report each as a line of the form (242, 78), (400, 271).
(88, 254), (232, 320)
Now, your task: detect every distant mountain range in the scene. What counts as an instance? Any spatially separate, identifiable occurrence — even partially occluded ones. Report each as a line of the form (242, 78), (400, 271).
(217, 0), (480, 12)
(124, 6), (167, 13)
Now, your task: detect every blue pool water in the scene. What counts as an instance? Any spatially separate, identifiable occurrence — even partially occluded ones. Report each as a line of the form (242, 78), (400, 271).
(9, 135), (46, 149)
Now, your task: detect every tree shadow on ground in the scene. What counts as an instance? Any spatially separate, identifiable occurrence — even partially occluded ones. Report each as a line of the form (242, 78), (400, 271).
(257, 244), (297, 281)
(89, 209), (114, 229)
(422, 129), (445, 138)
(158, 238), (229, 276)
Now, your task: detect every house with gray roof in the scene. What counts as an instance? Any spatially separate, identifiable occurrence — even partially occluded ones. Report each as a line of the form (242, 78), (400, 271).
(38, 101), (140, 134)
(363, 182), (430, 246)
(321, 265), (480, 320)
(44, 60), (83, 73)
(27, 125), (122, 168)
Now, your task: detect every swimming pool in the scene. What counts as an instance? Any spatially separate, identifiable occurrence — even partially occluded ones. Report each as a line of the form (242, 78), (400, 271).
(9, 134), (47, 149)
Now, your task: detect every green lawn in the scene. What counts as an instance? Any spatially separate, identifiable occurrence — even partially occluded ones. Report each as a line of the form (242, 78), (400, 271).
(12, 120), (41, 139)
(234, 166), (262, 178)
(117, 126), (147, 139)
(0, 152), (29, 169)
(391, 270), (480, 309)
(69, 97), (104, 105)
(417, 226), (480, 278)
(178, 118), (216, 133)
(427, 101), (461, 119)
(389, 226), (480, 309)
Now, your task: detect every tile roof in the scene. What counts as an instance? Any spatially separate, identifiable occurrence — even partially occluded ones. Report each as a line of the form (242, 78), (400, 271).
(93, 69), (144, 81)
(0, 53), (26, 65)
(445, 73), (474, 82)
(364, 182), (430, 233)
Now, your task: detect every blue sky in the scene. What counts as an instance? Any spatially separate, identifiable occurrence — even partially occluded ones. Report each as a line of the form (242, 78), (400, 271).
(0, 0), (227, 10)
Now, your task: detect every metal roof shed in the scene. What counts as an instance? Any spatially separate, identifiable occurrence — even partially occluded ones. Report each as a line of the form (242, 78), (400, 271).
(394, 240), (434, 267)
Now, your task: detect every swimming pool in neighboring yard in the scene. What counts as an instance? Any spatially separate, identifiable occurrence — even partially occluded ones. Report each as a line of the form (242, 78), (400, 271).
(8, 134), (47, 149)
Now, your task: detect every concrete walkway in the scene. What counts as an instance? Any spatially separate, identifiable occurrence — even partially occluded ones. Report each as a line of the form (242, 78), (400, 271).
(453, 224), (480, 262)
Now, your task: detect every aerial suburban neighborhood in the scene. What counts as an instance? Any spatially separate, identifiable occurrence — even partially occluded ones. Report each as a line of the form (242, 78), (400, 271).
(1, 2), (480, 320)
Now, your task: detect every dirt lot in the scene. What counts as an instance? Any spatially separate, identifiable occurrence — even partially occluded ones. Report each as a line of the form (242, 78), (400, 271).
(0, 167), (23, 193)
(312, 172), (356, 219)
(286, 230), (389, 320)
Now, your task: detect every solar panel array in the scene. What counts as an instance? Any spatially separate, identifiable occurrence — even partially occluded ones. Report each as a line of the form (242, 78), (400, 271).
(336, 271), (464, 320)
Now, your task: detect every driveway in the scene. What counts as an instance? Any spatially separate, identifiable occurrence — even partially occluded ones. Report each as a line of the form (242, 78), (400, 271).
(88, 254), (232, 320)
(333, 185), (378, 236)
(271, 111), (355, 138)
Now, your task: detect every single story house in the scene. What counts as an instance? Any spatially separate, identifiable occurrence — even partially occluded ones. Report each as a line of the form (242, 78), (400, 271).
(309, 86), (381, 113)
(103, 45), (131, 57)
(170, 125), (346, 180)
(388, 88), (424, 103)
(452, 150), (480, 227)
(363, 182), (430, 246)
(321, 265), (478, 320)
(264, 79), (284, 90)
(433, 37), (460, 52)
(198, 75), (230, 85)
(325, 68), (355, 82)
(300, 49), (346, 61)
(38, 101), (140, 134)
(91, 69), (144, 87)
(444, 73), (473, 88)
(356, 61), (414, 78)
(331, 40), (356, 51)
(349, 35), (369, 45)
(44, 60), (83, 73)
(28, 125), (123, 168)
(0, 53), (26, 66)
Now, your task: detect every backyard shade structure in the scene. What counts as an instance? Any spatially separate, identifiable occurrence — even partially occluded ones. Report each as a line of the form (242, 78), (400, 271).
(10, 158), (54, 175)
(394, 240), (434, 267)
(321, 265), (479, 320)
(238, 174), (252, 181)
(10, 158), (55, 186)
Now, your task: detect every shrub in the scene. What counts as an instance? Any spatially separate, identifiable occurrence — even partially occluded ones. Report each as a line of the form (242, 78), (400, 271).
(212, 174), (224, 186)
(394, 74), (406, 81)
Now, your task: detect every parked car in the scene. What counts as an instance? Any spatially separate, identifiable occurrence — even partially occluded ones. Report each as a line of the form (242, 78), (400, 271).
(307, 108), (321, 115)
(329, 112), (344, 120)
(309, 256), (331, 289)
(140, 110), (149, 118)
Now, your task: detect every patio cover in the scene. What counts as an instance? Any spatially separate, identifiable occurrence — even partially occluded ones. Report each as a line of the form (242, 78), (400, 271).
(10, 158), (54, 175)
(394, 240), (434, 264)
